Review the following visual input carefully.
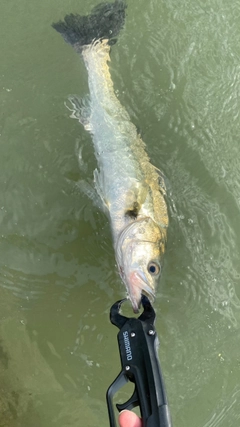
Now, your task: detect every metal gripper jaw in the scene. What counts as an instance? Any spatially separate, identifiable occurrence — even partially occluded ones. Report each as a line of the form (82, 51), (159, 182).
(109, 295), (156, 329)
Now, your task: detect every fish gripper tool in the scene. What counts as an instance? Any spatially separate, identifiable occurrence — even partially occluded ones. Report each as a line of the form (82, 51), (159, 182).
(106, 295), (172, 427)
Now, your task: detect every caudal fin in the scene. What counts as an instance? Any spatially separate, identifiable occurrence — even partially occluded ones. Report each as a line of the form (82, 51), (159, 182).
(52, 0), (126, 51)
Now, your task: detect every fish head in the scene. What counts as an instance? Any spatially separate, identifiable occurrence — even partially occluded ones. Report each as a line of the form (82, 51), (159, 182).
(116, 217), (166, 312)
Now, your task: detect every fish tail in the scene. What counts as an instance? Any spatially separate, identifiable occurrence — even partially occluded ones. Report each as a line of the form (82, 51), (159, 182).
(52, 0), (126, 52)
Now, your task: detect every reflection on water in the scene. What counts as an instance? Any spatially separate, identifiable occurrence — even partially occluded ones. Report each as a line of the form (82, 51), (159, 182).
(0, 288), (107, 427)
(0, 0), (240, 426)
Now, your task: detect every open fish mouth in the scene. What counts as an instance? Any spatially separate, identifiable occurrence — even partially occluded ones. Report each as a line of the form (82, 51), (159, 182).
(127, 271), (155, 313)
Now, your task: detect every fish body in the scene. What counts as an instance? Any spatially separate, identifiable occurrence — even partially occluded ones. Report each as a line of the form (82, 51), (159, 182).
(53, 1), (168, 311)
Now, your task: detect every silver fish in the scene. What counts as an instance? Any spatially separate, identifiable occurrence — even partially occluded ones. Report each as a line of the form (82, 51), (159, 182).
(52, 0), (168, 311)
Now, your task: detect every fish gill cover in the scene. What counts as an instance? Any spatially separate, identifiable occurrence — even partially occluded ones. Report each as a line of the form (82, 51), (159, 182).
(52, 0), (127, 49)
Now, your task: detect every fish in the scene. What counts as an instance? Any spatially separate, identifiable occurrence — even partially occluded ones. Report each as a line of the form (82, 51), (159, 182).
(52, 0), (168, 312)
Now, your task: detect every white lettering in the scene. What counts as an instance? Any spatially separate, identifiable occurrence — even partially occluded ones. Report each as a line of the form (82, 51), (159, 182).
(123, 331), (132, 361)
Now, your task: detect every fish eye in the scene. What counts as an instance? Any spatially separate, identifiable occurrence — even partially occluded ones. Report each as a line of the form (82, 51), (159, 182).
(147, 262), (160, 276)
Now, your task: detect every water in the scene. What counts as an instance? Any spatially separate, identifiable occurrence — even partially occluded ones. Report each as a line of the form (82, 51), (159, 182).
(1, 0), (240, 425)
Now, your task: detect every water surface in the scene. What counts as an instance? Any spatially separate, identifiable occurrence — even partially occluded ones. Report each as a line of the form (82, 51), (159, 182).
(0, 0), (240, 426)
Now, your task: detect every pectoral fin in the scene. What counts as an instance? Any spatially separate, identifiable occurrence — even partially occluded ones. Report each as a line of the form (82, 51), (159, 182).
(93, 168), (109, 211)
(124, 181), (148, 219)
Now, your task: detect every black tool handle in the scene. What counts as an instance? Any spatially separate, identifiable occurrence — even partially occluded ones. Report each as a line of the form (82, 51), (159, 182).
(106, 297), (172, 427)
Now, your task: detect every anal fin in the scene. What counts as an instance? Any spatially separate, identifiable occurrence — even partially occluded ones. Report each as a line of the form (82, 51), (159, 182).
(65, 94), (92, 131)
(154, 166), (167, 195)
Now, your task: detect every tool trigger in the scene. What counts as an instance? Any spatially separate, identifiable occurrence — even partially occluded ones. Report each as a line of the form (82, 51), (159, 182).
(116, 387), (139, 412)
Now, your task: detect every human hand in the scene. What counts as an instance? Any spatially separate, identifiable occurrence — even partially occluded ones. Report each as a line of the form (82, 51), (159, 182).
(118, 410), (142, 427)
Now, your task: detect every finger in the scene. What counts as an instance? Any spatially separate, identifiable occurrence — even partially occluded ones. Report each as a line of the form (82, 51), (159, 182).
(118, 410), (142, 427)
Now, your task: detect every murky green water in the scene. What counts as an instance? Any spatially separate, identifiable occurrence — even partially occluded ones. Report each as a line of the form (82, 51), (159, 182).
(1, 0), (240, 426)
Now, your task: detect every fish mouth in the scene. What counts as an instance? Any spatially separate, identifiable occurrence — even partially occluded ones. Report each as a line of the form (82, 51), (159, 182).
(127, 271), (155, 313)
